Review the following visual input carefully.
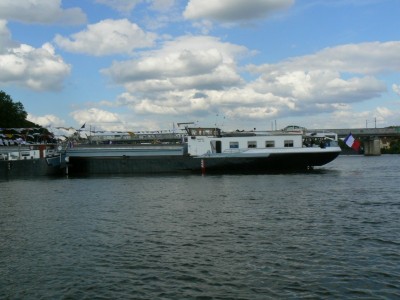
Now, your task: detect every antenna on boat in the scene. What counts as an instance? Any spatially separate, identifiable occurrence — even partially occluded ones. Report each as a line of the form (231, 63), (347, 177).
(177, 122), (195, 135)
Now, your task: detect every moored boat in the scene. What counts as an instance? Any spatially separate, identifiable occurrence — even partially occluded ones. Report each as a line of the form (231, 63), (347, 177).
(64, 126), (341, 175)
(0, 144), (65, 179)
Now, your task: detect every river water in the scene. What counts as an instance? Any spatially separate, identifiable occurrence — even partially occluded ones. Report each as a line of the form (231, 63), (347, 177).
(1, 155), (399, 299)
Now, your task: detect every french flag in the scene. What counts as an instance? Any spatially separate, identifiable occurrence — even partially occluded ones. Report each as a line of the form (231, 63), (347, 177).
(344, 133), (361, 151)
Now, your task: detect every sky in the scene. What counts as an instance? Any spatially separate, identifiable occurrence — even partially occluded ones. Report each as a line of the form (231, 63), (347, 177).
(1, 0), (400, 134)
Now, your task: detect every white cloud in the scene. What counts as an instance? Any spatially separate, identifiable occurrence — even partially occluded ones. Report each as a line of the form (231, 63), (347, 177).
(184, 0), (294, 22)
(54, 19), (157, 56)
(28, 113), (66, 128)
(393, 84), (400, 96)
(250, 42), (400, 75)
(251, 70), (385, 104)
(0, 42), (71, 91)
(131, 89), (214, 116)
(191, 20), (214, 35)
(326, 105), (397, 129)
(0, 20), (18, 51)
(103, 35), (248, 91)
(225, 106), (279, 120)
(0, 0), (86, 25)
(246, 41), (400, 106)
(69, 106), (164, 131)
(376, 106), (394, 119)
(70, 108), (120, 125)
(0, 21), (71, 91)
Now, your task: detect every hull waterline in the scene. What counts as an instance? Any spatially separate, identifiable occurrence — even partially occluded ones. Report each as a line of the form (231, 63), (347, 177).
(66, 150), (340, 175)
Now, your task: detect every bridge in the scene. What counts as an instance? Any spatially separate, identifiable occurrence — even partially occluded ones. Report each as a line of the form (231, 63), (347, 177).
(312, 127), (400, 138)
(311, 127), (400, 155)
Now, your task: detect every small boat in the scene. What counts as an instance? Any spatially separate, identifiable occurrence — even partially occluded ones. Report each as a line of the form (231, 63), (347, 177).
(64, 126), (341, 175)
(0, 144), (65, 179)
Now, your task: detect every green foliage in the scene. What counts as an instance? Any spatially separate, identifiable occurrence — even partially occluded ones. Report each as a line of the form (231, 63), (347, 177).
(338, 139), (346, 148)
(382, 139), (400, 154)
(0, 90), (39, 128)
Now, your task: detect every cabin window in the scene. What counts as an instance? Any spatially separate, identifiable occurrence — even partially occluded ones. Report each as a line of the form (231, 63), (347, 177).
(284, 140), (294, 147)
(265, 141), (275, 148)
(230, 141), (239, 149)
(248, 141), (257, 148)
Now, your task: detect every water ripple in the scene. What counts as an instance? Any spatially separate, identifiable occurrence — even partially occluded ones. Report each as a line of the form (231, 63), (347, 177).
(1, 156), (400, 299)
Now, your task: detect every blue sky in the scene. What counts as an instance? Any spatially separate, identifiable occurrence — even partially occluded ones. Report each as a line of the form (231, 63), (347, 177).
(1, 0), (400, 134)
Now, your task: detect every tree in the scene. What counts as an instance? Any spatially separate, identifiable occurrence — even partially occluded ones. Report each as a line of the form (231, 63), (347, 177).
(0, 90), (39, 128)
(382, 139), (400, 154)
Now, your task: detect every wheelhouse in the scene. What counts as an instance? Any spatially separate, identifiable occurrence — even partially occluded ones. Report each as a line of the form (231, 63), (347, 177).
(186, 127), (303, 156)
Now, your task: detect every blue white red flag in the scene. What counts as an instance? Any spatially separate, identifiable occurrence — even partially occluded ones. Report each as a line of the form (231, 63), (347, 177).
(344, 133), (361, 151)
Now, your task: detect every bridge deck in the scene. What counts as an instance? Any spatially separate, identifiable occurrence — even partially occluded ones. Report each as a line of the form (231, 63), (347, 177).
(310, 127), (400, 138)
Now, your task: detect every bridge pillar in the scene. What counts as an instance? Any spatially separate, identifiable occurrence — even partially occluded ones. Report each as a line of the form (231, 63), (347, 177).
(363, 137), (381, 156)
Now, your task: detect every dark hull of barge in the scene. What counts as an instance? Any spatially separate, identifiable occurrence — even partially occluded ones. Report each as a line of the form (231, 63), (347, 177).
(0, 157), (65, 179)
(66, 151), (340, 175)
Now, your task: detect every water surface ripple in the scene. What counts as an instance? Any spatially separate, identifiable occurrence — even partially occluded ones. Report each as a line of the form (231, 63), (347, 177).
(1, 155), (400, 299)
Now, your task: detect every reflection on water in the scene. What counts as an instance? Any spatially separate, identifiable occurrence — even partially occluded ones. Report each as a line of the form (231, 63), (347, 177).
(1, 155), (400, 299)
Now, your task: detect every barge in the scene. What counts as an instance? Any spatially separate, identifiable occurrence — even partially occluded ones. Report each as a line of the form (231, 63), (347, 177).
(65, 126), (341, 175)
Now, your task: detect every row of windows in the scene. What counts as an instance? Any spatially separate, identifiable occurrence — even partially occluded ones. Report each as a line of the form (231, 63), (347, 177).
(229, 140), (294, 149)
